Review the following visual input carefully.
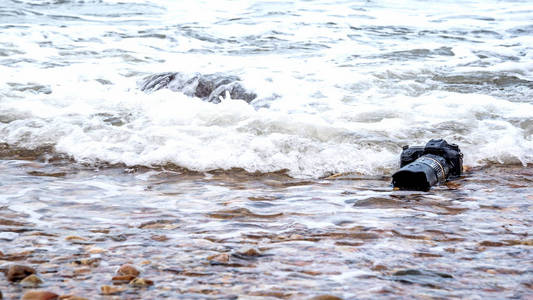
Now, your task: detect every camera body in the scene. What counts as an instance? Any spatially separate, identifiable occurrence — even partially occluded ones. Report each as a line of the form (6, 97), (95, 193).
(400, 139), (463, 177)
(393, 139), (463, 191)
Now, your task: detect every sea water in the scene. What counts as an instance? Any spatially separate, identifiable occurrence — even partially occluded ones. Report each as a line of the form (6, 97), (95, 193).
(0, 0), (532, 299)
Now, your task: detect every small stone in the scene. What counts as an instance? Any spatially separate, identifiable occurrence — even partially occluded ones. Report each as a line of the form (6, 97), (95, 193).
(65, 236), (88, 241)
(371, 264), (387, 271)
(240, 248), (261, 257)
(151, 235), (169, 242)
(21, 291), (59, 300)
(86, 246), (105, 254)
(6, 264), (36, 282)
(59, 296), (88, 300)
(89, 228), (110, 234)
(109, 234), (127, 242)
(111, 275), (137, 284)
(100, 285), (125, 295)
(20, 274), (43, 287)
(74, 258), (100, 267)
(129, 278), (154, 287)
(207, 253), (230, 264)
(309, 296), (343, 300)
(139, 219), (179, 230)
(116, 264), (140, 277)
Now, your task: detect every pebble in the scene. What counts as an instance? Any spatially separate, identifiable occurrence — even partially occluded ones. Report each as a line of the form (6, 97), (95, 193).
(130, 278), (154, 287)
(6, 264), (36, 282)
(111, 275), (137, 284)
(86, 246), (105, 254)
(59, 296), (88, 300)
(139, 220), (178, 230)
(100, 285), (125, 295)
(74, 258), (100, 267)
(116, 264), (140, 277)
(65, 236), (87, 241)
(207, 253), (230, 263)
(239, 248), (261, 257)
(20, 274), (43, 287)
(371, 264), (387, 271)
(21, 291), (59, 300)
(151, 234), (169, 242)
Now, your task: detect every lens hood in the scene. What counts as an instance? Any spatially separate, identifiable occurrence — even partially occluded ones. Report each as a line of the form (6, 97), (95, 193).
(392, 155), (449, 191)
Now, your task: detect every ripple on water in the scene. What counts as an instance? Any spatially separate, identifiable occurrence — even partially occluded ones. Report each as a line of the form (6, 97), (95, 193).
(0, 161), (532, 298)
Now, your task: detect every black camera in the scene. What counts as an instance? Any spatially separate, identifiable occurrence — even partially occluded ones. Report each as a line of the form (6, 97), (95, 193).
(392, 139), (463, 191)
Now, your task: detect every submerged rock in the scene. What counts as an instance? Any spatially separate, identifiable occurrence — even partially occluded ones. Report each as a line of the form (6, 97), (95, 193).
(129, 278), (154, 287)
(112, 275), (137, 284)
(239, 248), (261, 257)
(6, 264), (36, 282)
(139, 72), (257, 103)
(392, 269), (453, 288)
(21, 291), (58, 300)
(100, 285), (125, 295)
(116, 264), (140, 277)
(20, 274), (43, 287)
(207, 253), (230, 264)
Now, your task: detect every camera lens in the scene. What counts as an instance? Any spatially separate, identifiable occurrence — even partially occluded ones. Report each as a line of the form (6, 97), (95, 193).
(392, 154), (449, 191)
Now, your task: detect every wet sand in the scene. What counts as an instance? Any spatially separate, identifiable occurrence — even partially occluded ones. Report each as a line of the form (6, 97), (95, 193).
(0, 158), (532, 299)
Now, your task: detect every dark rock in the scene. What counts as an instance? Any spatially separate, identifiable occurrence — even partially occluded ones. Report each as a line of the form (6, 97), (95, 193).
(139, 219), (179, 229)
(21, 291), (58, 300)
(162, 267), (183, 275)
(139, 72), (257, 103)
(109, 234), (127, 242)
(393, 269), (452, 278)
(392, 269), (453, 288)
(138, 72), (176, 91)
(0, 290), (2, 299)
(6, 264), (36, 282)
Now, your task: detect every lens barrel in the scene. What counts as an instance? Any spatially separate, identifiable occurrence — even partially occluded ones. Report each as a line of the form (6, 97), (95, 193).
(392, 154), (449, 191)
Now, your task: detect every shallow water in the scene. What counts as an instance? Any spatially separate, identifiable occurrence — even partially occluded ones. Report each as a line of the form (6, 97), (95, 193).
(0, 160), (532, 299)
(0, 0), (532, 299)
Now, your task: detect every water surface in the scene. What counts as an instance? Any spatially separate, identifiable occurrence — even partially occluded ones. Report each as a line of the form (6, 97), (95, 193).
(0, 0), (532, 298)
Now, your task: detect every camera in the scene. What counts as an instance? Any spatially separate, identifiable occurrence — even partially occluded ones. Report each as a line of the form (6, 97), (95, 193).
(392, 139), (463, 191)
